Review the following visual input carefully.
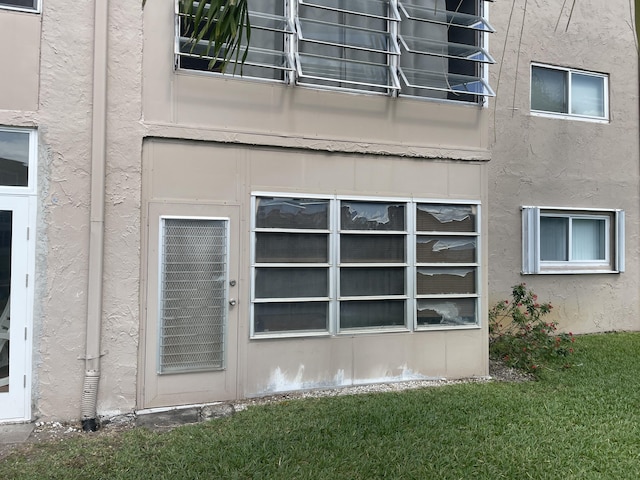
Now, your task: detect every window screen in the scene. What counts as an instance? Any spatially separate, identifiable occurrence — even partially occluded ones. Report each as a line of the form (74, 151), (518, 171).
(159, 218), (228, 373)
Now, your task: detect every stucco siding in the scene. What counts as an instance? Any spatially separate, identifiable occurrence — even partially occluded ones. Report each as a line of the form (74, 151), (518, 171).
(488, 0), (640, 333)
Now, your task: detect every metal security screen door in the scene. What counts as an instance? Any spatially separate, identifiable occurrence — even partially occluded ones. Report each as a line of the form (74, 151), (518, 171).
(143, 204), (239, 409)
(0, 196), (30, 422)
(159, 218), (228, 373)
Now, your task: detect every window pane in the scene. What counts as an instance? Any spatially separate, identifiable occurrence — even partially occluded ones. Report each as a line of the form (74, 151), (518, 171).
(340, 300), (405, 329)
(341, 202), (405, 230)
(417, 298), (476, 326)
(178, 0), (288, 80)
(571, 73), (605, 117)
(531, 66), (567, 114)
(540, 217), (568, 261)
(297, 4), (395, 92)
(0, 0), (36, 9)
(341, 234), (405, 262)
(416, 204), (476, 232)
(416, 236), (476, 263)
(256, 197), (329, 229)
(0, 130), (29, 187)
(340, 267), (405, 296)
(416, 267), (475, 295)
(255, 232), (328, 263)
(254, 302), (328, 333)
(255, 267), (329, 298)
(572, 218), (606, 260)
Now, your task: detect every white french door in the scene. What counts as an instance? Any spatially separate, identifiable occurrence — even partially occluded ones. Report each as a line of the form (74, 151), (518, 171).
(0, 196), (32, 422)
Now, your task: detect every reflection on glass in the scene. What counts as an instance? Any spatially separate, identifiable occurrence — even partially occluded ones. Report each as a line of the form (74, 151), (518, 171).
(0, 211), (12, 392)
(341, 202), (405, 231)
(254, 302), (328, 333)
(255, 232), (328, 263)
(416, 236), (476, 263)
(572, 219), (606, 260)
(0, 131), (29, 187)
(571, 73), (605, 117)
(417, 298), (476, 326)
(341, 234), (405, 262)
(256, 197), (329, 229)
(340, 299), (405, 329)
(531, 66), (567, 114)
(540, 217), (568, 261)
(340, 267), (405, 296)
(255, 267), (329, 298)
(416, 204), (476, 232)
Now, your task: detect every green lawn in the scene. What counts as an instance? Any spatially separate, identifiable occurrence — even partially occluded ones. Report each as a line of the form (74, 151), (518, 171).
(3, 333), (640, 479)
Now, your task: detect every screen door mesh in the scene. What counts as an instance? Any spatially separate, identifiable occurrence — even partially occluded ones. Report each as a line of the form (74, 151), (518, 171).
(159, 218), (227, 373)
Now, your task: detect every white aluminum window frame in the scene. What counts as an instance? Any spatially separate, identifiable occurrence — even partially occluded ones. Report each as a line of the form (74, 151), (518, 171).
(522, 207), (624, 275)
(0, 0), (39, 13)
(530, 63), (610, 123)
(0, 126), (37, 196)
(175, 0), (494, 103)
(250, 193), (481, 339)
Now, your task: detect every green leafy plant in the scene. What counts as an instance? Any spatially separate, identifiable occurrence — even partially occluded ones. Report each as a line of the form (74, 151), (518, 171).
(180, 0), (251, 74)
(489, 283), (575, 375)
(143, 0), (251, 74)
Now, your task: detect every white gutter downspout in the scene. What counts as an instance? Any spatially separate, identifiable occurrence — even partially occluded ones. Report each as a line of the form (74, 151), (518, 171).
(81, 0), (109, 432)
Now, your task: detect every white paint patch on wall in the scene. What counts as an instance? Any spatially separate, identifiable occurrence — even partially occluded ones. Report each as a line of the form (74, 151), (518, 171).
(261, 364), (443, 394)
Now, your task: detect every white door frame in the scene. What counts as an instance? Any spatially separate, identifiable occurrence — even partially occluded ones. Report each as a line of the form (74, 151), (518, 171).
(0, 194), (35, 422)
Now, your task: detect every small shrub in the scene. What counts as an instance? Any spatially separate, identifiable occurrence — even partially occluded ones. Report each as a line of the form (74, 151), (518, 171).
(489, 283), (575, 375)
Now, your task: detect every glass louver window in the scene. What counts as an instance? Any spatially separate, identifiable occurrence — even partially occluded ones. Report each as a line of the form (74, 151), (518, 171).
(177, 0), (293, 80)
(159, 218), (228, 373)
(339, 201), (408, 329)
(253, 197), (331, 334)
(296, 0), (400, 93)
(252, 195), (480, 336)
(176, 0), (494, 102)
(415, 204), (479, 327)
(398, 0), (495, 100)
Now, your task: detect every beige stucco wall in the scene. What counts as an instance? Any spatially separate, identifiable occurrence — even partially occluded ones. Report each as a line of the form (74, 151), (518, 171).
(0, 9), (40, 113)
(3, 0), (492, 421)
(488, 0), (640, 333)
(141, 139), (489, 406)
(5, 1), (145, 420)
(141, 1), (490, 160)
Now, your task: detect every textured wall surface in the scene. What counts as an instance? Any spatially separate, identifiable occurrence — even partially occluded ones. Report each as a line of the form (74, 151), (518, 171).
(30, 1), (143, 420)
(488, 0), (640, 333)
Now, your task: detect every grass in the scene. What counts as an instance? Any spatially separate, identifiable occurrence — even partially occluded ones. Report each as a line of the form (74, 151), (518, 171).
(3, 332), (640, 479)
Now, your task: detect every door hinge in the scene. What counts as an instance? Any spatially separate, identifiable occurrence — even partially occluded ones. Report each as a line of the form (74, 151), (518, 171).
(26, 274), (28, 288)
(24, 327), (27, 341)
(27, 227), (30, 241)
(24, 375), (26, 388)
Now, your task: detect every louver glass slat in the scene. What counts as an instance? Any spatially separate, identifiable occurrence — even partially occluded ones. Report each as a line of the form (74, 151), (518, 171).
(159, 219), (228, 373)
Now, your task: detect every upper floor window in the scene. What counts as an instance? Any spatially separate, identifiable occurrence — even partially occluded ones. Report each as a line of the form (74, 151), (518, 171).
(0, 127), (36, 193)
(531, 64), (609, 121)
(0, 0), (38, 12)
(177, 0), (495, 103)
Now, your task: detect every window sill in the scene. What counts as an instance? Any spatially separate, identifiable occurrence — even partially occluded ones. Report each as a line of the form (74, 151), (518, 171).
(415, 324), (481, 331)
(251, 331), (331, 340)
(530, 111), (609, 124)
(523, 270), (621, 275)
